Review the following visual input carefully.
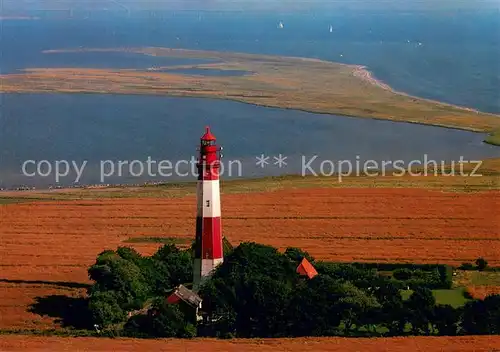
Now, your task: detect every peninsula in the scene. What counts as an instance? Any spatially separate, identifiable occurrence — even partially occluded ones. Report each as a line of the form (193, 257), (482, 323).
(1, 47), (499, 141)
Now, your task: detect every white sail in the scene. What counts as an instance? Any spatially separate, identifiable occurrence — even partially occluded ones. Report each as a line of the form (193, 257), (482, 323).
(329, 25), (333, 33)
(278, 21), (284, 29)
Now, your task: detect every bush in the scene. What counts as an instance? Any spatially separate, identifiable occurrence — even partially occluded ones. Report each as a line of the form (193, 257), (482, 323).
(116, 247), (142, 265)
(393, 268), (413, 281)
(459, 262), (475, 270)
(88, 291), (126, 327)
(284, 247), (315, 264)
(462, 295), (500, 334)
(152, 244), (193, 288)
(314, 262), (377, 286)
(200, 243), (296, 338)
(88, 253), (150, 310)
(463, 288), (474, 300)
(438, 265), (453, 289)
(181, 323), (197, 338)
(475, 258), (488, 271)
(148, 302), (195, 338)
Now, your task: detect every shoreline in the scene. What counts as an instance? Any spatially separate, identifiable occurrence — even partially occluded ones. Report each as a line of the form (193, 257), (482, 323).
(2, 156), (500, 194)
(0, 16), (40, 21)
(350, 64), (484, 115)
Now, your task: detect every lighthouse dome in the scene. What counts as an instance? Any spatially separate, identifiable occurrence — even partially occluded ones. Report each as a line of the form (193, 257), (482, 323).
(201, 126), (216, 141)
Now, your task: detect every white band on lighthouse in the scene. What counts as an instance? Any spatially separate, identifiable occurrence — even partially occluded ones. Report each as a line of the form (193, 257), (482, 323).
(199, 180), (221, 218)
(201, 258), (223, 277)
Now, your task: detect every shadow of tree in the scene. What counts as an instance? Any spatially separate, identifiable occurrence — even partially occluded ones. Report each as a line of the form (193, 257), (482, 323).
(29, 295), (93, 329)
(0, 278), (90, 289)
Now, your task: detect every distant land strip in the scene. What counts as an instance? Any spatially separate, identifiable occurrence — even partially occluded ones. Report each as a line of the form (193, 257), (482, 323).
(0, 16), (40, 20)
(1, 47), (500, 139)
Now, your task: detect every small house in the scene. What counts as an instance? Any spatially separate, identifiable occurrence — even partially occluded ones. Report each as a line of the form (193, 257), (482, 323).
(296, 257), (318, 279)
(166, 284), (203, 321)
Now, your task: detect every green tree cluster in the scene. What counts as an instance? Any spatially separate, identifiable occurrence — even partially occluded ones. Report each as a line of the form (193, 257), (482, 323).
(198, 243), (500, 338)
(87, 244), (192, 329)
(84, 242), (500, 338)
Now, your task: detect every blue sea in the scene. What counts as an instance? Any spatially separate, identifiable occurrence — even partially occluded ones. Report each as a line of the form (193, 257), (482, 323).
(0, 10), (499, 187)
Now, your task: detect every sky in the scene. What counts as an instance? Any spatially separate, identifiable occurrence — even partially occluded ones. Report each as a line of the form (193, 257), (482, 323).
(2, 0), (499, 13)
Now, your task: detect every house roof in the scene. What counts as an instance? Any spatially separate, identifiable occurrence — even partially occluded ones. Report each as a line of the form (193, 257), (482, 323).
(166, 284), (203, 308)
(296, 258), (318, 279)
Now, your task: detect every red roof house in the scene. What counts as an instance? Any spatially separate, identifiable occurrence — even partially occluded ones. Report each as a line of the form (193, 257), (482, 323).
(166, 284), (202, 308)
(296, 258), (318, 279)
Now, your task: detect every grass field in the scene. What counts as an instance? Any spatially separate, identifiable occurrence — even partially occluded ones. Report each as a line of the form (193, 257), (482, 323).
(485, 130), (500, 146)
(432, 289), (471, 307)
(455, 270), (500, 287)
(1, 335), (500, 351)
(401, 288), (470, 308)
(454, 270), (500, 300)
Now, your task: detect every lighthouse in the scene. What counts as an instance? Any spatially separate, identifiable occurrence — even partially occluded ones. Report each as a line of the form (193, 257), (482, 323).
(192, 126), (223, 291)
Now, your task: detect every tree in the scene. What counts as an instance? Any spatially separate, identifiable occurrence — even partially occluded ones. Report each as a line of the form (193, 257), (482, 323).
(337, 282), (380, 333)
(437, 265), (453, 289)
(125, 299), (196, 338)
(373, 281), (407, 335)
(393, 268), (413, 281)
(88, 291), (126, 327)
(459, 262), (475, 270)
(406, 287), (436, 335)
(314, 262), (377, 287)
(153, 244), (192, 288)
(237, 274), (292, 337)
(222, 236), (234, 256)
(462, 294), (500, 335)
(88, 250), (150, 311)
(475, 257), (488, 271)
(212, 242), (297, 283)
(116, 246), (142, 265)
(87, 244), (196, 334)
(433, 304), (460, 336)
(287, 275), (345, 336)
(200, 242), (296, 337)
(284, 247), (315, 264)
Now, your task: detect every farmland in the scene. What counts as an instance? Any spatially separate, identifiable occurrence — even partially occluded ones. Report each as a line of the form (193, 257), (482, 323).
(466, 286), (500, 300)
(2, 188), (499, 284)
(1, 335), (500, 351)
(1, 179), (499, 331)
(0, 160), (499, 333)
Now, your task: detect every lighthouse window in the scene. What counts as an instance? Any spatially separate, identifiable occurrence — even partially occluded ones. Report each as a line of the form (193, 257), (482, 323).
(206, 200), (210, 207)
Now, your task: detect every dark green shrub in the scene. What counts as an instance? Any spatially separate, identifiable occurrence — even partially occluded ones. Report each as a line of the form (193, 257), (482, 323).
(476, 258), (488, 271)
(459, 262), (475, 270)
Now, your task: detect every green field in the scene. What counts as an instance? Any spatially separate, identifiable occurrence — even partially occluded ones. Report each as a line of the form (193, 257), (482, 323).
(484, 130), (500, 146)
(123, 237), (190, 245)
(401, 288), (470, 308)
(455, 270), (500, 287)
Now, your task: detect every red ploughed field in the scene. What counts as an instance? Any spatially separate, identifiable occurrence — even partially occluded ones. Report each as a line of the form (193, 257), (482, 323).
(0, 188), (498, 330)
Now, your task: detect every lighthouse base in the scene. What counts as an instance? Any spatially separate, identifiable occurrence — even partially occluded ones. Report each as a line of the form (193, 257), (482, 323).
(192, 258), (224, 291)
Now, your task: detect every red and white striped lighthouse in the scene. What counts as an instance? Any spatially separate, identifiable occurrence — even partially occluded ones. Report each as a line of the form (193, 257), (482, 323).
(193, 126), (223, 291)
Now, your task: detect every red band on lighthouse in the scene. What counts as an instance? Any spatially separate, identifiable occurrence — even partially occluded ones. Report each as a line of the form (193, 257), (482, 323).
(193, 127), (224, 290)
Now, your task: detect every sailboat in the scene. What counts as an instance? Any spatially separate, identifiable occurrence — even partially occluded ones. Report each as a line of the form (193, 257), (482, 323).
(278, 21), (284, 29)
(329, 25), (333, 33)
